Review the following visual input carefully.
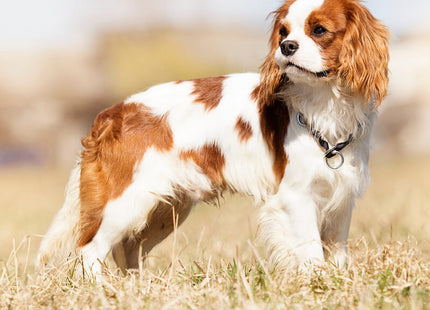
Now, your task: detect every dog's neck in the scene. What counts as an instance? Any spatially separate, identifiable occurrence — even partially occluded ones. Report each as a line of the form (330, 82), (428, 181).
(278, 80), (375, 144)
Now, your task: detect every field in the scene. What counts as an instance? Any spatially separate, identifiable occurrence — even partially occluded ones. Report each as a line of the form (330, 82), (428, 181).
(1, 155), (429, 309)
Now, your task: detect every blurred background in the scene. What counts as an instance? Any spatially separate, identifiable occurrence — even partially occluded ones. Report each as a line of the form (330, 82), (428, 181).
(1, 0), (430, 165)
(0, 0), (429, 264)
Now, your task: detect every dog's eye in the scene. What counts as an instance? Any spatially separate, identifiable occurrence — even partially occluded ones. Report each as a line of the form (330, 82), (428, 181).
(312, 26), (327, 35)
(279, 27), (288, 37)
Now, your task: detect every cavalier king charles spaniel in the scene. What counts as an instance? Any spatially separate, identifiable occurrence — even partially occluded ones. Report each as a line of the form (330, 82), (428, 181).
(38, 0), (389, 276)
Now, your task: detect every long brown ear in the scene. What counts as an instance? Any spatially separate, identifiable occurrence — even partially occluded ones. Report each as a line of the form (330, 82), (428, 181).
(338, 0), (390, 108)
(255, 3), (292, 108)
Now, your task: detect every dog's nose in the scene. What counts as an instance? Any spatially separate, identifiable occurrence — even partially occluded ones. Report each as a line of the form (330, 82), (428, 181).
(280, 40), (299, 56)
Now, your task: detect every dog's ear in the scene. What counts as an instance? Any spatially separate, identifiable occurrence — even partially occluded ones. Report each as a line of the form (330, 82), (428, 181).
(338, 1), (390, 108)
(256, 3), (292, 108)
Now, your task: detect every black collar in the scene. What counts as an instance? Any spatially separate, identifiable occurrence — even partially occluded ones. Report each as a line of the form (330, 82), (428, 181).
(297, 113), (353, 169)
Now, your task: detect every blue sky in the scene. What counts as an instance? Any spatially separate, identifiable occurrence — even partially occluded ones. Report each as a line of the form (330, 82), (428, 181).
(0, 0), (429, 50)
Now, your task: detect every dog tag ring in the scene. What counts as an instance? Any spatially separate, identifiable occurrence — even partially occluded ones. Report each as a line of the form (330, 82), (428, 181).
(324, 149), (345, 170)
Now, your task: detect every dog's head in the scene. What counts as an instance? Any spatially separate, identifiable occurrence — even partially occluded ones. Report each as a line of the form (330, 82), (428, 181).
(260, 0), (389, 107)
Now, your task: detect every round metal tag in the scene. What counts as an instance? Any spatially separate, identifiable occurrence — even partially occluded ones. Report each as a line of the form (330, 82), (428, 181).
(324, 150), (345, 170)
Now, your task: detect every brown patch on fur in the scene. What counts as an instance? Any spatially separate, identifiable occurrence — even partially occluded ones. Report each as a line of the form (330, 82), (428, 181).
(302, 0), (389, 107)
(338, 0), (389, 107)
(179, 143), (226, 186)
(305, 0), (348, 79)
(191, 76), (227, 111)
(252, 86), (290, 184)
(235, 117), (253, 142)
(78, 102), (173, 246)
(249, 1), (297, 183)
(256, 1), (294, 109)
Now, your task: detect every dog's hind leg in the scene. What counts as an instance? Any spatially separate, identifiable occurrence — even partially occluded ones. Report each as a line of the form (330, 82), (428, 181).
(112, 195), (193, 271)
(79, 190), (162, 278)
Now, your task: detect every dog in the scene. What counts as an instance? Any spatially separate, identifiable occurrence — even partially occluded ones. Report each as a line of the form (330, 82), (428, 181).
(37, 0), (389, 275)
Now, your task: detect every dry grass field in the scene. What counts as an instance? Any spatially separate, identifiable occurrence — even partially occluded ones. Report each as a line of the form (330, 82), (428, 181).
(1, 155), (429, 309)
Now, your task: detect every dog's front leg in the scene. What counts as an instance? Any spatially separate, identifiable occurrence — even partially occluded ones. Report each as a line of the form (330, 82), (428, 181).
(258, 185), (324, 270)
(321, 201), (354, 269)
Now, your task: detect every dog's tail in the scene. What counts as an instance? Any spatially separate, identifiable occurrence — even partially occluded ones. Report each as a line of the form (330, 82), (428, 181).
(36, 162), (81, 268)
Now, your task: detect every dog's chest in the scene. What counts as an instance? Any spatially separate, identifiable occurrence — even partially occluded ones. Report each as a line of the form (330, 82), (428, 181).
(281, 105), (372, 211)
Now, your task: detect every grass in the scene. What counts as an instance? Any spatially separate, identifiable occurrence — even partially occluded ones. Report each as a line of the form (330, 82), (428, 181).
(1, 155), (429, 309)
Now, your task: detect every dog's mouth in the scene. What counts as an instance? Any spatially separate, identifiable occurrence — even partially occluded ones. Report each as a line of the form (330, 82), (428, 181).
(286, 63), (330, 78)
